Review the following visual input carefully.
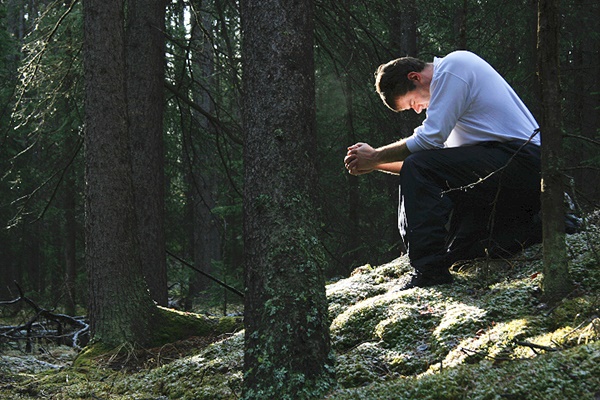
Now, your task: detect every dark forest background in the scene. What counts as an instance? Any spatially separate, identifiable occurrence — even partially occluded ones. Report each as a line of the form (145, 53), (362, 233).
(0, 0), (598, 314)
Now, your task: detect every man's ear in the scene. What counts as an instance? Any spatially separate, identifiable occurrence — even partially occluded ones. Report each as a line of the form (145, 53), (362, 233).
(407, 71), (420, 81)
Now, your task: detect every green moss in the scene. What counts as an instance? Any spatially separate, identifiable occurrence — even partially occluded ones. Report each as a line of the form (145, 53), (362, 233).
(70, 308), (241, 373)
(329, 342), (600, 400)
(3, 217), (600, 400)
(481, 278), (541, 320)
(335, 342), (387, 387)
(431, 303), (487, 353)
(71, 341), (114, 369)
(550, 296), (599, 329)
(374, 304), (429, 347)
(330, 295), (390, 350)
(153, 306), (242, 347)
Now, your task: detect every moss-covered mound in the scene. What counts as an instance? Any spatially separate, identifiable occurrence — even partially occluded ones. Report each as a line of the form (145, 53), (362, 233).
(1, 215), (599, 399)
(328, 215), (600, 398)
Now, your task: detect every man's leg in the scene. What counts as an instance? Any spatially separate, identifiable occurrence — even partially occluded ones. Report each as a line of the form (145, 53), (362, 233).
(398, 141), (540, 285)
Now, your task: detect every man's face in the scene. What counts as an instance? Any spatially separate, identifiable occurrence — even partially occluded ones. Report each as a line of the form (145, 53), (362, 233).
(393, 85), (430, 114)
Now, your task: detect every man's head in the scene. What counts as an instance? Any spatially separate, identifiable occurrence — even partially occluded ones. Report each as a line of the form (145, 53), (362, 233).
(374, 57), (429, 113)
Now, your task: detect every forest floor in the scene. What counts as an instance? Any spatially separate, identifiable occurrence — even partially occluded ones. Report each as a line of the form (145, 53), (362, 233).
(1, 212), (599, 399)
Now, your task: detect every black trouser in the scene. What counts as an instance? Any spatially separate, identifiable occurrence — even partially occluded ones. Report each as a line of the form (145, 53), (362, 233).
(398, 140), (541, 275)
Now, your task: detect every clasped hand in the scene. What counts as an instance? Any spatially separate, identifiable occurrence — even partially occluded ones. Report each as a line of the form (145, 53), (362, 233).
(344, 142), (378, 175)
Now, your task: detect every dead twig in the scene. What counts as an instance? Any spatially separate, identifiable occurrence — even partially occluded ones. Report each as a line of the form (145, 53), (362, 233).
(515, 340), (560, 354)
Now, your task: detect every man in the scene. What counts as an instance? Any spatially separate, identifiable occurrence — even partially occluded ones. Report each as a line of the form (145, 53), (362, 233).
(344, 50), (541, 289)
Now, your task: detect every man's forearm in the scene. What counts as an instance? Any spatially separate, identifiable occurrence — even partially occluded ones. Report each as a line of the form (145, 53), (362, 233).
(375, 139), (411, 164)
(345, 139), (411, 176)
(376, 161), (403, 175)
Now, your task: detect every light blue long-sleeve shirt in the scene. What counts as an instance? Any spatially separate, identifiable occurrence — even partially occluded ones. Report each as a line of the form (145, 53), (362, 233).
(405, 51), (540, 153)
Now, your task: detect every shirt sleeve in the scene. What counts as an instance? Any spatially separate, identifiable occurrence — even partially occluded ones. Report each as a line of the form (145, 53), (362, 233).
(405, 71), (472, 152)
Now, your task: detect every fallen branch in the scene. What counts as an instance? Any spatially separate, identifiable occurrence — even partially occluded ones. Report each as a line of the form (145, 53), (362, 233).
(0, 282), (89, 350)
(515, 340), (560, 353)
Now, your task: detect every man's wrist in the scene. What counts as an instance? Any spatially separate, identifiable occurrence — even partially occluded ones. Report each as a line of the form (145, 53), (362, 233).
(372, 148), (384, 166)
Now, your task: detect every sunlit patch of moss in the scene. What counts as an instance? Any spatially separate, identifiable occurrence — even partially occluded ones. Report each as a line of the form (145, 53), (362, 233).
(327, 277), (388, 321)
(327, 257), (412, 320)
(330, 342), (600, 400)
(481, 278), (541, 319)
(515, 317), (600, 360)
(72, 341), (113, 370)
(454, 258), (520, 289)
(374, 303), (435, 348)
(431, 303), (487, 354)
(330, 294), (391, 351)
(436, 317), (533, 369)
(331, 285), (446, 352)
(375, 258), (413, 279)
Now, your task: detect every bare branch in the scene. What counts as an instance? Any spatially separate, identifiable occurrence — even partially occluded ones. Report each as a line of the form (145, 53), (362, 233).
(564, 134), (600, 147)
(442, 129), (541, 194)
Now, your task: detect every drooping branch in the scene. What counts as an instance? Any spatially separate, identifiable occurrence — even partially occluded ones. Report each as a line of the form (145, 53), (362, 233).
(164, 81), (242, 145)
(564, 134), (600, 147)
(15, 0), (81, 108)
(166, 250), (244, 298)
(442, 129), (540, 195)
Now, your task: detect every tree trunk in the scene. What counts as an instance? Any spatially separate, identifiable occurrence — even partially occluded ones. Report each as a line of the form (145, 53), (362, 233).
(537, 0), (573, 303)
(126, 0), (168, 307)
(190, 0), (223, 300)
(241, 0), (334, 397)
(388, 0), (420, 257)
(83, 0), (158, 346)
(454, 0), (468, 50)
(569, 0), (600, 200)
(63, 159), (77, 316)
(388, 0), (418, 58)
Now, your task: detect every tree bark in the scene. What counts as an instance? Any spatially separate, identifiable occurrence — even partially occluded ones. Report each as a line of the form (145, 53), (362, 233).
(537, 0), (573, 303)
(126, 0), (168, 307)
(241, 0), (334, 397)
(454, 0), (468, 50)
(83, 0), (158, 346)
(190, 0), (223, 300)
(63, 160), (77, 316)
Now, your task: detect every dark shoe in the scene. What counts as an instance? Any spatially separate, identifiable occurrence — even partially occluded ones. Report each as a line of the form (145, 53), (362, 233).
(397, 270), (453, 291)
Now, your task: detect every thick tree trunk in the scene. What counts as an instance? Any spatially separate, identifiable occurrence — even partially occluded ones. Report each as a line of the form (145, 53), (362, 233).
(126, 0), (168, 307)
(537, 0), (573, 303)
(83, 0), (157, 346)
(241, 0), (334, 397)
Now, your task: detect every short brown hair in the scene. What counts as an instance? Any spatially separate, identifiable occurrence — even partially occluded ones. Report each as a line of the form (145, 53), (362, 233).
(374, 57), (426, 111)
